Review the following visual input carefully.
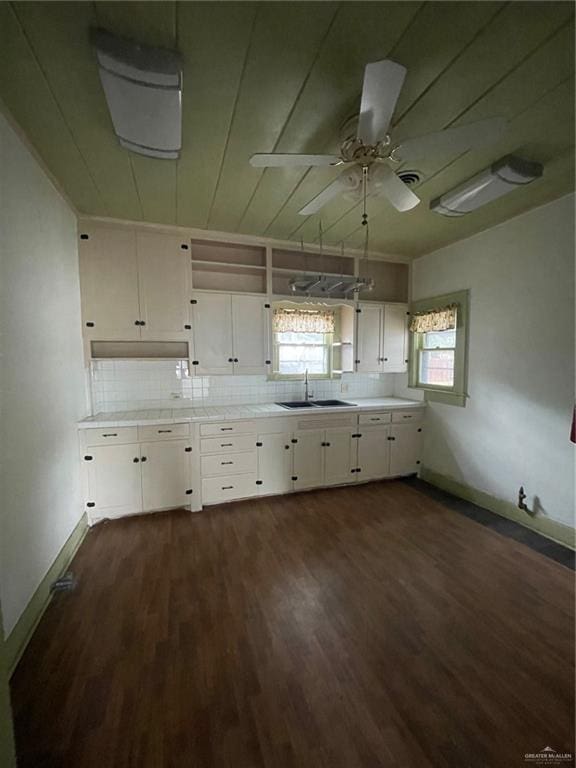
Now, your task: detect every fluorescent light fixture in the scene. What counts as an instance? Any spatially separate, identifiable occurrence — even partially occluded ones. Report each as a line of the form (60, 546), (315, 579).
(92, 28), (182, 159)
(430, 155), (543, 217)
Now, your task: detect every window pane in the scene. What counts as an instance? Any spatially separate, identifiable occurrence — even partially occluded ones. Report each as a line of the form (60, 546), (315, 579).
(277, 344), (327, 375)
(423, 329), (456, 349)
(276, 331), (325, 344)
(419, 349), (454, 386)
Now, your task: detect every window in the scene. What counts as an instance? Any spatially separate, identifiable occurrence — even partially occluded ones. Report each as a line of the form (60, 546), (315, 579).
(408, 290), (469, 406)
(272, 308), (334, 378)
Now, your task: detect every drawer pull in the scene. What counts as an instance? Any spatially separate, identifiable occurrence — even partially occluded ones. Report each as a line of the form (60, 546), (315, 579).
(185, 447), (192, 452)
(222, 485), (234, 490)
(220, 428), (234, 432)
(158, 429), (172, 433)
(220, 443), (233, 447)
(221, 461), (234, 465)
(186, 489), (193, 495)
(402, 415), (411, 419)
(102, 433), (118, 437)
(84, 455), (93, 461)
(370, 418), (381, 421)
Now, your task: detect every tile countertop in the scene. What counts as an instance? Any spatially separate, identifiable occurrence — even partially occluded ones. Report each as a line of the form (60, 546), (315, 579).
(78, 397), (425, 429)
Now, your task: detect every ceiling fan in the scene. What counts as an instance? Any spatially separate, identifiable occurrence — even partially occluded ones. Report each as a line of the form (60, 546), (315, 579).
(250, 60), (506, 218)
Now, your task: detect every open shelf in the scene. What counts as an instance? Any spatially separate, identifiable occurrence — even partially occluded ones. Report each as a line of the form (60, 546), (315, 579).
(191, 239), (267, 293)
(272, 248), (354, 276)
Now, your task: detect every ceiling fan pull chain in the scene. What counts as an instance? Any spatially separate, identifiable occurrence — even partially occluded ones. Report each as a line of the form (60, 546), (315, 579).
(362, 165), (369, 226)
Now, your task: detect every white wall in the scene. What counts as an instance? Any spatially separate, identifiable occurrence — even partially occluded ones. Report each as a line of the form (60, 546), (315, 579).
(410, 194), (575, 528)
(0, 112), (87, 634)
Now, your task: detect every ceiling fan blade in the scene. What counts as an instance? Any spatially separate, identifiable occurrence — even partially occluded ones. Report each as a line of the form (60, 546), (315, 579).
(249, 153), (340, 168)
(371, 166), (420, 212)
(298, 168), (362, 216)
(393, 117), (507, 163)
(357, 60), (407, 145)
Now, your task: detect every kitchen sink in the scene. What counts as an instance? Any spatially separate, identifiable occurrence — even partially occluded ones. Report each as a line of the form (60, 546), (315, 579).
(276, 401), (317, 409)
(311, 400), (356, 407)
(276, 399), (355, 409)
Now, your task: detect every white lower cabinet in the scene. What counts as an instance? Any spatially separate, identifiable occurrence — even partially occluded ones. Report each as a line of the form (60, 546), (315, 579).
(323, 428), (356, 486)
(85, 443), (143, 520)
(292, 429), (325, 491)
(202, 474), (257, 505)
(256, 433), (292, 496)
(140, 440), (192, 512)
(357, 427), (391, 482)
(388, 424), (423, 477)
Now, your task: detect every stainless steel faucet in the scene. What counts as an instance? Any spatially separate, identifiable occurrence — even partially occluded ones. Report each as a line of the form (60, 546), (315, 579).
(304, 368), (314, 401)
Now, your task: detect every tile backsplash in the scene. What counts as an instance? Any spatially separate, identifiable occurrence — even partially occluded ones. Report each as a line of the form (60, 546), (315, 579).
(90, 360), (397, 413)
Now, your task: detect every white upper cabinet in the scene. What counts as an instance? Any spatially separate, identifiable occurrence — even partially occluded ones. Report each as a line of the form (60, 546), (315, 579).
(192, 293), (269, 376)
(79, 226), (141, 340)
(356, 304), (383, 373)
(136, 232), (191, 341)
(356, 302), (408, 373)
(232, 295), (269, 375)
(382, 304), (409, 372)
(79, 226), (191, 343)
(191, 293), (234, 375)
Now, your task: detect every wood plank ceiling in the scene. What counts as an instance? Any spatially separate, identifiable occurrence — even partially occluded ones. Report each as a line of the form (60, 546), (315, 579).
(0, 1), (574, 257)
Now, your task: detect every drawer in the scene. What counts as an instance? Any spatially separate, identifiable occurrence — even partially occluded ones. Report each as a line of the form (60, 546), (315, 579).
(201, 451), (256, 477)
(391, 410), (424, 424)
(83, 426), (139, 447)
(200, 435), (255, 454)
(200, 420), (256, 437)
(359, 412), (392, 425)
(202, 473), (257, 504)
(137, 423), (190, 442)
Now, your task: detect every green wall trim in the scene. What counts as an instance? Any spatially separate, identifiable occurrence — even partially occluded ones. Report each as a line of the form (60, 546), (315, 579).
(420, 467), (575, 550)
(4, 513), (89, 677)
(0, 604), (17, 768)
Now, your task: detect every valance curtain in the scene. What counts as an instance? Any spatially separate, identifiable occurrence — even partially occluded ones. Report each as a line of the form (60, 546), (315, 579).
(409, 304), (458, 334)
(273, 308), (335, 334)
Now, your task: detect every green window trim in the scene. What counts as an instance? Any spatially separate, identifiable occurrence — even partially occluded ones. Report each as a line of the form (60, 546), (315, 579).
(408, 289), (470, 407)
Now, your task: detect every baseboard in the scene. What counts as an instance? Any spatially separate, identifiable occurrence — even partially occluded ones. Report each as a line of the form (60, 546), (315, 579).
(4, 513), (89, 677)
(420, 467), (575, 550)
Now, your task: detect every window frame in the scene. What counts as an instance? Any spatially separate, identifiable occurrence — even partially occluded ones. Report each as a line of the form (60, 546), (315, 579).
(408, 289), (469, 406)
(272, 329), (334, 380)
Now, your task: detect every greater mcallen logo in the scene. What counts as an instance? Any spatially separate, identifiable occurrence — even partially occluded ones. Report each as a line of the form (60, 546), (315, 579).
(524, 746), (574, 764)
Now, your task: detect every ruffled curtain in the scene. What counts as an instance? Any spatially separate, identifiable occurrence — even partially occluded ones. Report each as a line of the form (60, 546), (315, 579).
(409, 304), (458, 333)
(273, 308), (335, 334)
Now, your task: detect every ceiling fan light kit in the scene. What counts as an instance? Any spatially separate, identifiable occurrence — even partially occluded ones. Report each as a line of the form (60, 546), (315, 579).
(92, 28), (182, 160)
(430, 155), (543, 217)
(249, 58), (507, 224)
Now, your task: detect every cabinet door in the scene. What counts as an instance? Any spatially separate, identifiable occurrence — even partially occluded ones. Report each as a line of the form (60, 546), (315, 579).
(382, 304), (408, 373)
(292, 430), (324, 491)
(357, 427), (391, 481)
(191, 294), (233, 374)
(79, 226), (141, 340)
(232, 295), (269, 375)
(86, 443), (142, 519)
(356, 304), (383, 373)
(257, 433), (292, 496)
(137, 232), (191, 341)
(389, 424), (422, 477)
(141, 440), (192, 511)
(323, 428), (356, 486)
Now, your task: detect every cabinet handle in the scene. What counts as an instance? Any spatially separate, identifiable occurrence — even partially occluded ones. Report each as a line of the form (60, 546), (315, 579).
(233, 358), (239, 363)
(387, 436), (396, 441)
(220, 428), (233, 432)
(190, 299), (197, 305)
(184, 324), (191, 330)
(291, 438), (298, 444)
(86, 322), (94, 328)
(384, 357), (388, 361)
(417, 428), (422, 433)
(181, 243), (189, 250)
(86, 502), (95, 508)
(185, 447), (192, 452)
(220, 443), (233, 447)
(80, 233), (89, 240)
(84, 455), (93, 461)
(192, 361), (199, 366)
(291, 476), (297, 481)
(141, 321), (146, 326)
(256, 480), (263, 485)
(228, 358), (234, 363)
(134, 320), (140, 326)
(158, 429), (172, 433)
(284, 445), (290, 450)
(186, 489), (193, 494)
(102, 433), (118, 438)
(222, 486), (234, 490)
(141, 457), (147, 462)
(133, 457), (140, 462)
(256, 442), (263, 447)
(221, 461), (234, 465)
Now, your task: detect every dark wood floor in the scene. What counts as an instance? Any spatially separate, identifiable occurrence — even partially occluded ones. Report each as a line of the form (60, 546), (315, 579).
(11, 481), (574, 768)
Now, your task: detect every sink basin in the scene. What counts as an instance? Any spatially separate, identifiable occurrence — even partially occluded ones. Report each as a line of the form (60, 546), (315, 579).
(275, 399), (356, 409)
(276, 401), (317, 409)
(311, 400), (356, 407)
